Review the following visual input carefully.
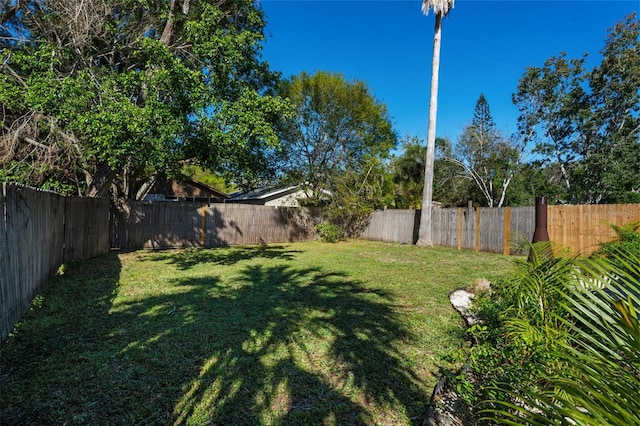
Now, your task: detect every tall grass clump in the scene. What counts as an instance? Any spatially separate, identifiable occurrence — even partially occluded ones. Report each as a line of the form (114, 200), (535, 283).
(453, 224), (640, 425)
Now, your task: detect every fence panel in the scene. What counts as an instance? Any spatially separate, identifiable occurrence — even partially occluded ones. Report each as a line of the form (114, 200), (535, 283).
(0, 185), (8, 339)
(64, 196), (110, 262)
(509, 206), (535, 255)
(1, 184), (66, 340)
(360, 209), (419, 244)
(460, 208), (476, 251)
(548, 204), (640, 255)
(209, 204), (316, 246)
(477, 208), (503, 253)
(365, 207), (534, 253)
(432, 208), (460, 248)
(111, 202), (319, 249)
(1, 184), (110, 340)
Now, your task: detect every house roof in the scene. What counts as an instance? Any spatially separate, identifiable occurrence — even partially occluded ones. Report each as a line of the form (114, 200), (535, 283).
(230, 185), (300, 201)
(151, 178), (230, 199)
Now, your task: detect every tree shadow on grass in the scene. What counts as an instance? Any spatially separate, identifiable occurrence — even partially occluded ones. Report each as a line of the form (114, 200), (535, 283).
(114, 263), (428, 424)
(146, 244), (302, 270)
(1, 247), (431, 425)
(0, 253), (124, 424)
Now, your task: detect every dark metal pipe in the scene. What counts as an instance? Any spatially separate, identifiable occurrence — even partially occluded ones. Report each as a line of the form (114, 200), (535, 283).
(529, 196), (551, 262)
(532, 196), (549, 243)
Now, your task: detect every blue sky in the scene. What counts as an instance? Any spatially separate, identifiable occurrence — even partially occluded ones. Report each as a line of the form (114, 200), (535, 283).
(258, 0), (639, 148)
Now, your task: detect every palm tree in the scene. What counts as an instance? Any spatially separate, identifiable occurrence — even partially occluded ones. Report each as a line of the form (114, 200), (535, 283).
(416, 0), (455, 246)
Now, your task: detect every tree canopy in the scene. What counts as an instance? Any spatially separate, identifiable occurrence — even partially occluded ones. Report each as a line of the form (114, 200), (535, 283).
(0, 0), (291, 198)
(513, 12), (640, 204)
(277, 71), (396, 206)
(454, 94), (526, 207)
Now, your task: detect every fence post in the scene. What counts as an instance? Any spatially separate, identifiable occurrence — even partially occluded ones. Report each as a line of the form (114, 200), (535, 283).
(0, 184), (8, 340)
(475, 207), (480, 253)
(503, 207), (511, 256)
(457, 208), (462, 250)
(200, 204), (207, 247)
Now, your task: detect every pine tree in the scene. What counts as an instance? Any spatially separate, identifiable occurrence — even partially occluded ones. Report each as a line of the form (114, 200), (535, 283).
(472, 94), (496, 137)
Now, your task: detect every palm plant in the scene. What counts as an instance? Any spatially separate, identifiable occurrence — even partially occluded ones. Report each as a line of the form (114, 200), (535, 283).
(417, 0), (455, 246)
(483, 246), (640, 425)
(595, 221), (640, 261)
(455, 242), (576, 410)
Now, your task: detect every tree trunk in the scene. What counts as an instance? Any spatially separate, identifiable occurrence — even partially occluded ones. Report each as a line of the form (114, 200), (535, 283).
(160, 0), (191, 46)
(416, 12), (443, 246)
(135, 172), (159, 200)
(86, 162), (116, 197)
(160, 0), (177, 45)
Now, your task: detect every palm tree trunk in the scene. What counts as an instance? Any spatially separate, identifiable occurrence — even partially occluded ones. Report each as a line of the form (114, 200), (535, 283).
(416, 12), (443, 246)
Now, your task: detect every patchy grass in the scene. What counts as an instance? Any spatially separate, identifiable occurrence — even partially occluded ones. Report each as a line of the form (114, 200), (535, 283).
(1, 240), (516, 425)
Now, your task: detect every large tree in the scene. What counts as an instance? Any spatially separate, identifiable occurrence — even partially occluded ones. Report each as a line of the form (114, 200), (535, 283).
(0, 0), (290, 198)
(513, 13), (640, 204)
(417, 0), (455, 246)
(453, 94), (526, 207)
(277, 71), (396, 206)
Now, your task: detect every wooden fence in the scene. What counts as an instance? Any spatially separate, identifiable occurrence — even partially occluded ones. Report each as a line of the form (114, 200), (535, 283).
(548, 204), (640, 255)
(361, 207), (536, 255)
(362, 204), (640, 256)
(4, 189), (639, 340)
(114, 202), (640, 254)
(359, 209), (420, 244)
(0, 184), (109, 340)
(110, 201), (323, 249)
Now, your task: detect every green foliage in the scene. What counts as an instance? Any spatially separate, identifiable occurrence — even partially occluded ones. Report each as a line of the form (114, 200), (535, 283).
(1, 0), (291, 198)
(455, 233), (640, 425)
(277, 71), (397, 205)
(315, 222), (345, 243)
(322, 156), (394, 237)
(451, 243), (576, 408)
(455, 94), (525, 207)
(391, 135), (468, 208)
(483, 248), (640, 425)
(595, 221), (640, 259)
(182, 165), (237, 194)
(391, 137), (427, 209)
(513, 13), (640, 204)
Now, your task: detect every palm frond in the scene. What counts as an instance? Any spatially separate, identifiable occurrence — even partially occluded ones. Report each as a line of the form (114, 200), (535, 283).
(421, 0), (455, 17)
(483, 245), (640, 425)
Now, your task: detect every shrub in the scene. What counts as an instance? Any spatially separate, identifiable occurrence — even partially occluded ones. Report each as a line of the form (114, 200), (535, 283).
(450, 242), (576, 410)
(484, 249), (640, 425)
(315, 222), (344, 243)
(595, 221), (640, 261)
(455, 235), (640, 425)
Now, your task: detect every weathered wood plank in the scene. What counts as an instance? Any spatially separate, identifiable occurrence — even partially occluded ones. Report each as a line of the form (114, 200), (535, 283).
(112, 202), (319, 249)
(0, 184), (9, 340)
(1, 184), (109, 339)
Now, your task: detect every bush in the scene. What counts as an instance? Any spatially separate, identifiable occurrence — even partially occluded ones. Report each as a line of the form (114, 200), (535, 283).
(315, 222), (344, 243)
(484, 249), (640, 425)
(450, 243), (576, 410)
(595, 221), (640, 259)
(454, 236), (640, 425)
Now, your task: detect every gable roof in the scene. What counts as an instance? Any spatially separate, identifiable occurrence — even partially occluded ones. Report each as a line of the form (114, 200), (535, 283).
(229, 185), (300, 202)
(150, 178), (230, 200)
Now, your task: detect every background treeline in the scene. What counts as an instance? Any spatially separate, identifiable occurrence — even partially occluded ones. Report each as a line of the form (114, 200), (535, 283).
(2, 2), (638, 216)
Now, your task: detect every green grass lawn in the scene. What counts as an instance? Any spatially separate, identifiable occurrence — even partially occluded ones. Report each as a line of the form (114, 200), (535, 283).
(0, 240), (516, 425)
